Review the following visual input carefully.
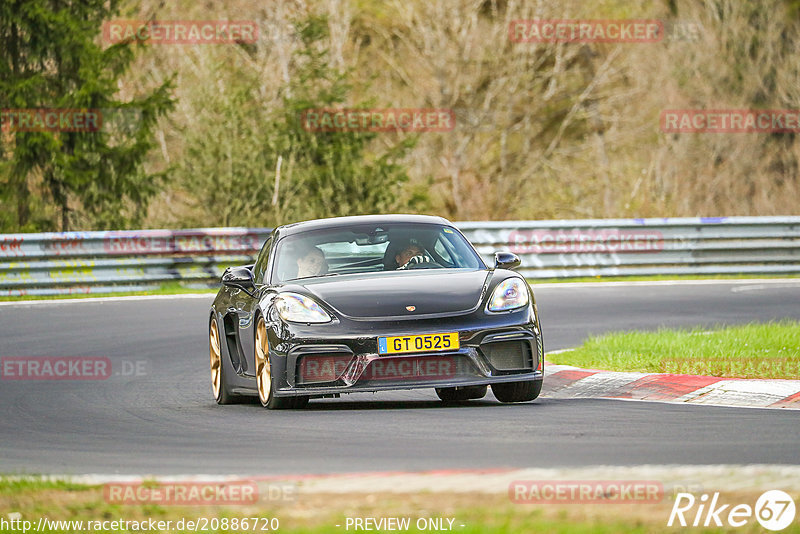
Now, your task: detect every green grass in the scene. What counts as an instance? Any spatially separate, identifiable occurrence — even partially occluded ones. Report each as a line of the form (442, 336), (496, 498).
(549, 321), (800, 378)
(0, 477), (92, 495)
(4, 478), (797, 534)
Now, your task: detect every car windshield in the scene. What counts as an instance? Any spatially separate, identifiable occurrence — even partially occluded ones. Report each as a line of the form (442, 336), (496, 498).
(272, 222), (485, 283)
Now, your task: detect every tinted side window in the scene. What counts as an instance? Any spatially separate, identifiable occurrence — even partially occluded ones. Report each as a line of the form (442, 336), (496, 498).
(433, 235), (454, 266)
(253, 237), (273, 284)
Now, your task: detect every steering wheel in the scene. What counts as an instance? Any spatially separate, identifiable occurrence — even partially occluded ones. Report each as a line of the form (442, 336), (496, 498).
(399, 254), (443, 270)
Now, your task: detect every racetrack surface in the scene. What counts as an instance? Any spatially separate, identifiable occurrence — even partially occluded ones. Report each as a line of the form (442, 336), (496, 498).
(1, 280), (799, 475)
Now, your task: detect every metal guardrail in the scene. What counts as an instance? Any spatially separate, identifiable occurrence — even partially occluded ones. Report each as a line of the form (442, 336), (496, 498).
(0, 216), (798, 296)
(458, 216), (800, 279)
(0, 228), (271, 296)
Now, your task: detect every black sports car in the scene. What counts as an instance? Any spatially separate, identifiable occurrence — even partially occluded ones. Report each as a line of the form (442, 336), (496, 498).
(208, 214), (544, 409)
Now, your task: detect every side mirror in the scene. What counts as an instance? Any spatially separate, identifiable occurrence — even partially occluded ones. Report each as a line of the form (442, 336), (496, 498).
(221, 265), (255, 291)
(494, 251), (521, 270)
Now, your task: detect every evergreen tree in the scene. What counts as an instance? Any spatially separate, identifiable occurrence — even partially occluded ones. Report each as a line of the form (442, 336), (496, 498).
(0, 0), (174, 231)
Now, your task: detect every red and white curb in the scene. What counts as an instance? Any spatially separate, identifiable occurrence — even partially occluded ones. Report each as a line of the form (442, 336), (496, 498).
(543, 363), (800, 409)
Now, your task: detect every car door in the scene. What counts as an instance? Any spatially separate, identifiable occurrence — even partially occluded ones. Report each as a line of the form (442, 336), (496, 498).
(235, 235), (274, 376)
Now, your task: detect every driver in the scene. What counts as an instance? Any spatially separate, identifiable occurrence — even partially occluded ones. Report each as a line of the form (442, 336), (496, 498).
(395, 240), (432, 269)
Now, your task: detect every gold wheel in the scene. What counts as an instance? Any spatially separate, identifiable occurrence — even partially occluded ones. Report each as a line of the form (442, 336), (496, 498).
(255, 316), (271, 405)
(209, 317), (222, 400)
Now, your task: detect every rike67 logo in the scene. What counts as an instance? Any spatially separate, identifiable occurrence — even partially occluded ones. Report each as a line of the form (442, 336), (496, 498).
(668, 490), (796, 531)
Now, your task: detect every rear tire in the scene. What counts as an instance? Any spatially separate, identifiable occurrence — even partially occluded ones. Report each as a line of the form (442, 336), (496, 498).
(435, 385), (487, 402)
(492, 380), (542, 403)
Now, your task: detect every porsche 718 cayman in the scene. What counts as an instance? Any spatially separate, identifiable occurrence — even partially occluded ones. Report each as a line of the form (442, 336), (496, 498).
(208, 214), (544, 409)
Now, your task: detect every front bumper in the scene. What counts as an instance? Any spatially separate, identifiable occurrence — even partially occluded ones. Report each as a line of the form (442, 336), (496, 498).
(265, 310), (544, 397)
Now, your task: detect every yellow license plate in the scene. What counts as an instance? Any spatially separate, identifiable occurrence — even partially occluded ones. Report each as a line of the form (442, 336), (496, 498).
(378, 333), (459, 355)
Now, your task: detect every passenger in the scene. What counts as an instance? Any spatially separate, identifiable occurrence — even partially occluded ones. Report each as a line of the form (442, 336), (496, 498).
(295, 245), (327, 278)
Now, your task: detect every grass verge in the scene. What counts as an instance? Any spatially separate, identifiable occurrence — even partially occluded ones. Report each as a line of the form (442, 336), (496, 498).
(1, 478), (797, 533)
(549, 320), (800, 379)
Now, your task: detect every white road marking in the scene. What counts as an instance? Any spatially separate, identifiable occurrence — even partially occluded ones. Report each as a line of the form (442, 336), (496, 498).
(546, 371), (645, 398)
(731, 282), (800, 292)
(0, 293), (216, 307)
(530, 278), (800, 289)
(676, 379), (800, 407)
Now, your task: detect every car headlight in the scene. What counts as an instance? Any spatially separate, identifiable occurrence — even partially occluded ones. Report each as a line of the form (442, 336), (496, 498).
(487, 278), (529, 312)
(274, 293), (331, 323)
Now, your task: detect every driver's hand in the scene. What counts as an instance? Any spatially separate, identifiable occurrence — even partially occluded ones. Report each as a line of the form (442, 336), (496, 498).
(400, 254), (431, 269)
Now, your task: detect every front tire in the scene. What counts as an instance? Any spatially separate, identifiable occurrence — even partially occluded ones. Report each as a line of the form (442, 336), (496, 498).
(435, 385), (487, 402)
(255, 315), (295, 410)
(492, 380), (542, 403)
(210, 316), (239, 405)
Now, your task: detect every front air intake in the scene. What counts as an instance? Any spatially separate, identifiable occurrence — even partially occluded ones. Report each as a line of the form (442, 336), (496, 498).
(481, 340), (535, 371)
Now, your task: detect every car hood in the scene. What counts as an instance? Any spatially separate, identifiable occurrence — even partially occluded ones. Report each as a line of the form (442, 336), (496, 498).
(298, 269), (491, 319)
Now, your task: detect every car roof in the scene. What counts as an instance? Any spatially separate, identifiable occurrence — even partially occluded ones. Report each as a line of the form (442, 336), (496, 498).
(276, 214), (453, 236)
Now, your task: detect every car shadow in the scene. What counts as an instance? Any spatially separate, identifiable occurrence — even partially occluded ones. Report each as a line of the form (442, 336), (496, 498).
(303, 399), (502, 411)
(228, 393), (544, 411)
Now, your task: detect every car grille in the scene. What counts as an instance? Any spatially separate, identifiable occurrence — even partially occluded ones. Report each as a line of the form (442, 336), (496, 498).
(356, 354), (481, 385)
(482, 340), (536, 371)
(296, 354), (353, 385)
